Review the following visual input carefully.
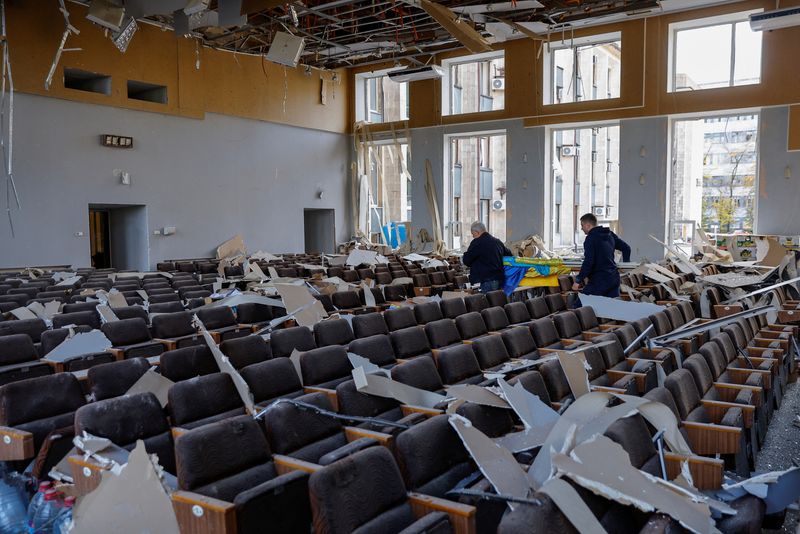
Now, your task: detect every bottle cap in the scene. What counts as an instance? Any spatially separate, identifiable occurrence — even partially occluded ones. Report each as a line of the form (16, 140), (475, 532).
(38, 481), (52, 491)
(44, 489), (58, 501)
(64, 496), (76, 507)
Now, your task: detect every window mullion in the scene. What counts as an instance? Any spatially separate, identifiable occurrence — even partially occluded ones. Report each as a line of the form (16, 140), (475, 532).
(729, 22), (736, 87)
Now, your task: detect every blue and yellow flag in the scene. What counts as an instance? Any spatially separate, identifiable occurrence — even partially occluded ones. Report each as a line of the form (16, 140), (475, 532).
(502, 257), (571, 295)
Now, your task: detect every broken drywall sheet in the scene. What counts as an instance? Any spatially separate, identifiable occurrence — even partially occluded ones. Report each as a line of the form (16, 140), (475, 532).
(55, 275), (82, 287)
(580, 294), (665, 322)
(556, 351), (590, 398)
(614, 394), (692, 455)
(72, 441), (180, 534)
(498, 378), (559, 432)
(96, 305), (119, 323)
(725, 275), (800, 303)
(125, 368), (174, 407)
(250, 251), (282, 262)
(553, 436), (716, 534)
(441, 291), (470, 300)
(646, 263), (680, 280)
(651, 305), (773, 344)
(44, 330), (112, 362)
(352, 366), (446, 408)
(449, 415), (532, 509)
(9, 306), (37, 320)
(403, 253), (429, 262)
(216, 234), (246, 260)
(701, 271), (774, 289)
(289, 348), (304, 385)
(539, 478), (609, 534)
(445, 384), (510, 409)
(345, 249), (389, 266)
(361, 282), (377, 307)
(199, 323), (256, 415)
(274, 283), (328, 327)
(347, 352), (385, 376)
(756, 237), (787, 268)
(197, 292), (284, 310)
(720, 466), (800, 515)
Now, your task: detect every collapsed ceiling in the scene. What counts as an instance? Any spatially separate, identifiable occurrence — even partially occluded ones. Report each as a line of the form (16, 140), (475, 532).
(74, 0), (723, 69)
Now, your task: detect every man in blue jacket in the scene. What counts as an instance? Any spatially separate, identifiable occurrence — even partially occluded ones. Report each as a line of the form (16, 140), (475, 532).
(462, 222), (512, 293)
(571, 213), (631, 299)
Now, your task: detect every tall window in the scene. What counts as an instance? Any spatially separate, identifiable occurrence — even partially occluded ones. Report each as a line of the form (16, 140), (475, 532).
(546, 33), (621, 105)
(550, 124), (620, 251)
(669, 11), (762, 92)
(355, 72), (408, 123)
(366, 142), (412, 243)
(447, 133), (507, 249)
(443, 52), (505, 116)
(668, 114), (759, 252)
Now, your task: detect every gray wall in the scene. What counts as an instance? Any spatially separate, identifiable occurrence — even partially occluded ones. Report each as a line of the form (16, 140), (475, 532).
(0, 93), (350, 269)
(618, 116), (670, 261)
(757, 106), (800, 235)
(408, 119), (546, 247)
(108, 205), (149, 271)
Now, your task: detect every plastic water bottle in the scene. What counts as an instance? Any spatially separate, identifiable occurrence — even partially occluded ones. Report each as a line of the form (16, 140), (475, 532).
(26, 482), (51, 524)
(0, 473), (28, 533)
(52, 497), (74, 534)
(30, 489), (59, 533)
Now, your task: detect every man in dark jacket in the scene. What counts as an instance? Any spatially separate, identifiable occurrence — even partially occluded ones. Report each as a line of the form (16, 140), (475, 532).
(571, 213), (631, 298)
(462, 222), (512, 293)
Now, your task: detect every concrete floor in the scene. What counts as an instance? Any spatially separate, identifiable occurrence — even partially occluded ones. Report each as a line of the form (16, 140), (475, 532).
(755, 380), (800, 533)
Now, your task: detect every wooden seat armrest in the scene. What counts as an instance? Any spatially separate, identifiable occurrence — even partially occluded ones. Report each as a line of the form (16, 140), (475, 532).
(712, 383), (762, 406)
(663, 453), (724, 490)
(597, 324), (620, 331)
(109, 348), (125, 360)
(0, 426), (33, 461)
(726, 367), (772, 390)
(590, 385), (627, 394)
(605, 369), (647, 393)
(737, 355), (777, 372)
(408, 492), (476, 534)
(655, 300), (679, 306)
(700, 399), (755, 428)
(537, 348), (560, 355)
(752, 337), (787, 350)
(303, 387), (339, 411)
(209, 331), (223, 344)
(67, 455), (106, 495)
(714, 304), (744, 318)
(152, 338), (177, 351)
(776, 310), (800, 324)
(344, 426), (394, 447)
(272, 454), (321, 475)
(172, 427), (189, 439)
(581, 331), (605, 340)
(171, 490), (236, 534)
(400, 405), (443, 417)
(682, 421), (741, 455)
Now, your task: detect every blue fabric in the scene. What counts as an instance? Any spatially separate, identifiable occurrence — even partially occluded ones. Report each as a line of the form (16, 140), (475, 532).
(463, 233), (512, 284)
(502, 267), (526, 295)
(480, 280), (501, 293)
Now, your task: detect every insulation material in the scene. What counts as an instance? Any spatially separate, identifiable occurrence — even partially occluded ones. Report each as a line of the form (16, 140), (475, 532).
(580, 294), (665, 322)
(216, 234), (246, 259)
(44, 330), (112, 362)
(448, 415), (532, 509)
(552, 436), (716, 534)
(352, 366), (446, 408)
(72, 441), (180, 534)
(125, 368), (174, 407)
(198, 321), (256, 415)
(274, 283), (327, 327)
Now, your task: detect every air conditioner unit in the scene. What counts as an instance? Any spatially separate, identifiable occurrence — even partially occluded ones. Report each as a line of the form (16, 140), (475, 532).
(387, 65), (444, 83)
(750, 7), (800, 31)
(492, 77), (505, 90)
(492, 199), (506, 211)
(561, 146), (580, 157)
(593, 206), (605, 216)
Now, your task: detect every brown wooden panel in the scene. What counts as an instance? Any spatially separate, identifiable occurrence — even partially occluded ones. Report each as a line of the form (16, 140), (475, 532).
(171, 491), (236, 534)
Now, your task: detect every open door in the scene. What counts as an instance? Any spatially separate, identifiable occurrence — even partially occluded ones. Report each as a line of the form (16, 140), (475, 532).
(88, 204), (150, 270)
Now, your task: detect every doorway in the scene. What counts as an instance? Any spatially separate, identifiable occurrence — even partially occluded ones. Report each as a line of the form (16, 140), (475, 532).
(88, 204), (150, 271)
(89, 209), (111, 268)
(304, 209), (336, 254)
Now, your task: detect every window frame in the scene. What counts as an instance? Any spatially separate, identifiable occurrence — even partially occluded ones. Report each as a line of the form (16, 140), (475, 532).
(354, 69), (409, 124)
(441, 50), (505, 117)
(667, 9), (763, 93)
(543, 31), (621, 106)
